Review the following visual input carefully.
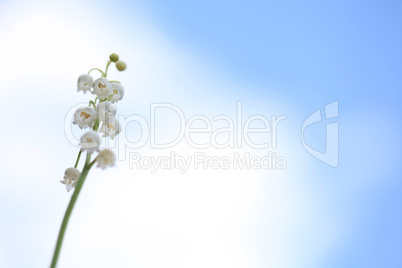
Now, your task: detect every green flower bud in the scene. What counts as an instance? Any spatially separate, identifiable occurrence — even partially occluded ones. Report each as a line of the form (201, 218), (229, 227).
(109, 53), (119, 63)
(116, 61), (127, 71)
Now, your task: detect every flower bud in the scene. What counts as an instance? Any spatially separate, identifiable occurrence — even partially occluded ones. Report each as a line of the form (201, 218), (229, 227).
(116, 61), (127, 71)
(109, 53), (119, 63)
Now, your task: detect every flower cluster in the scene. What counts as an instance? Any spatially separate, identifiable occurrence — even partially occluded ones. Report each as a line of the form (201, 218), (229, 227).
(61, 53), (127, 192)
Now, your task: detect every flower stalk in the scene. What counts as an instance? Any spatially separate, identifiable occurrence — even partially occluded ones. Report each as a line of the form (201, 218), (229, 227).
(51, 153), (93, 268)
(51, 53), (126, 267)
(74, 150), (82, 169)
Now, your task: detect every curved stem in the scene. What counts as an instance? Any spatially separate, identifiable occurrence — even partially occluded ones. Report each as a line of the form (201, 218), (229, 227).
(51, 153), (92, 268)
(89, 100), (96, 109)
(102, 60), (112, 78)
(88, 68), (105, 75)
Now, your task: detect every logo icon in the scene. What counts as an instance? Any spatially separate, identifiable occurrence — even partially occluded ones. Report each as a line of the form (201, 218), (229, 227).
(301, 101), (339, 167)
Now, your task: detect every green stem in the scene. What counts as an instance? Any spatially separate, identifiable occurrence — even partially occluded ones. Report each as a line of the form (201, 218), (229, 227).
(93, 118), (100, 132)
(89, 156), (98, 168)
(74, 150), (82, 169)
(102, 60), (112, 78)
(89, 100), (96, 109)
(51, 153), (92, 268)
(88, 68), (105, 75)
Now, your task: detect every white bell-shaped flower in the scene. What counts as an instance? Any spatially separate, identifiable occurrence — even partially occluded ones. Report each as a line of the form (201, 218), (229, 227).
(97, 149), (116, 169)
(96, 101), (117, 122)
(60, 167), (81, 192)
(77, 74), (93, 93)
(92, 77), (112, 98)
(79, 131), (101, 153)
(99, 117), (122, 139)
(110, 82), (124, 103)
(73, 106), (97, 129)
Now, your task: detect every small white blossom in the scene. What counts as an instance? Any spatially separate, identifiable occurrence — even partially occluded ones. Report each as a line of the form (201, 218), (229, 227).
(77, 74), (93, 93)
(99, 117), (121, 139)
(110, 82), (124, 103)
(73, 106), (97, 129)
(79, 131), (101, 153)
(60, 167), (81, 192)
(96, 101), (117, 122)
(96, 149), (116, 169)
(92, 77), (112, 98)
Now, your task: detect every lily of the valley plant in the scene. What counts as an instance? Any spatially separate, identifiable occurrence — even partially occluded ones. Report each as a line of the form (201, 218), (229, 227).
(51, 53), (127, 268)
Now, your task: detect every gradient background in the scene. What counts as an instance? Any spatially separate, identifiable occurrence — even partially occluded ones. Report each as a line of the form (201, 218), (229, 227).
(0, 0), (401, 267)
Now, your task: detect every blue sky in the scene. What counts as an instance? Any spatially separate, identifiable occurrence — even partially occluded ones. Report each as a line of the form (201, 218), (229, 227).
(0, 0), (401, 267)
